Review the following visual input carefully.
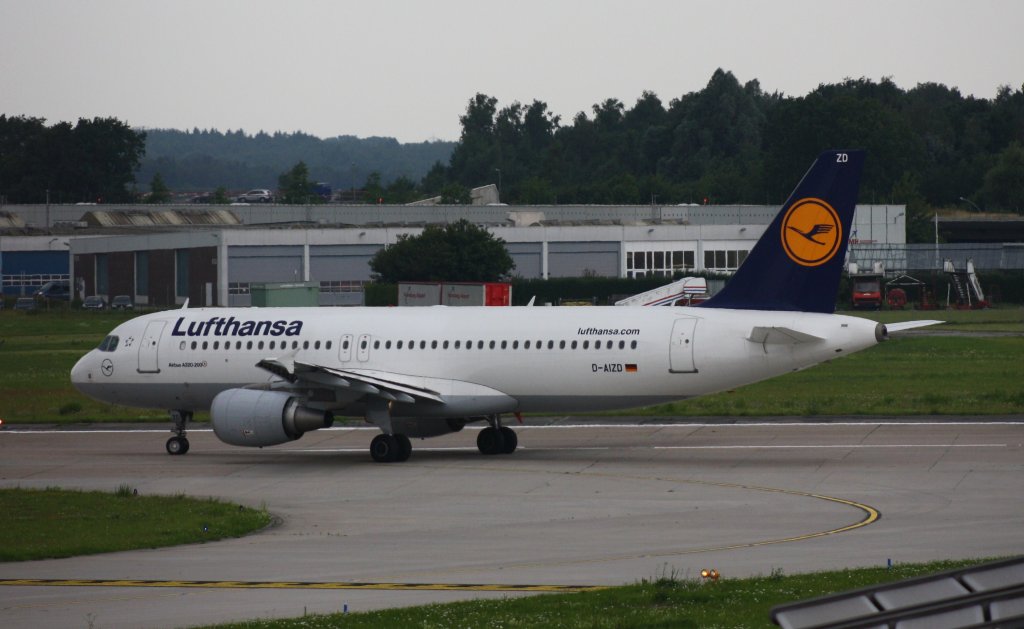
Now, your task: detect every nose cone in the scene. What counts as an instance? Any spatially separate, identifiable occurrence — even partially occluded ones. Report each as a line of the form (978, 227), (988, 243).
(70, 352), (94, 394)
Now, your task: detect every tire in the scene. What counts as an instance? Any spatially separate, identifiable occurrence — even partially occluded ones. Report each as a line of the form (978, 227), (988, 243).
(395, 434), (412, 462)
(370, 434), (396, 462)
(166, 436), (187, 455)
(499, 427), (517, 454)
(477, 427), (506, 455)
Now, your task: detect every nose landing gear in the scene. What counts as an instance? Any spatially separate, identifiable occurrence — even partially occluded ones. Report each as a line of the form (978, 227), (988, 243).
(166, 410), (192, 455)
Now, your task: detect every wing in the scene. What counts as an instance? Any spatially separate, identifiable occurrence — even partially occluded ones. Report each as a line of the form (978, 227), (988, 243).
(256, 357), (518, 417)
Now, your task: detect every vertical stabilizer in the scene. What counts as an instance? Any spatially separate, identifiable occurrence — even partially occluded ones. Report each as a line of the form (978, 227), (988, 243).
(699, 150), (865, 313)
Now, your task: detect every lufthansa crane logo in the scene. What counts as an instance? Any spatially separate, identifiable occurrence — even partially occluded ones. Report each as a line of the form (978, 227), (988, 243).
(780, 198), (842, 267)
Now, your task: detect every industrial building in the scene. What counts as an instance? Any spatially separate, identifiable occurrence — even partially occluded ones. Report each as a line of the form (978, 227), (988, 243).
(0, 202), (928, 306)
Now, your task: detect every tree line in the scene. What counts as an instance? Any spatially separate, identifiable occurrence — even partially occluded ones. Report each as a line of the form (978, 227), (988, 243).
(0, 115), (145, 204)
(419, 70), (1024, 242)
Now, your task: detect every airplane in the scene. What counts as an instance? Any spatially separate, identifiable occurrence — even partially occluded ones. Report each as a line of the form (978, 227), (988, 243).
(71, 150), (941, 462)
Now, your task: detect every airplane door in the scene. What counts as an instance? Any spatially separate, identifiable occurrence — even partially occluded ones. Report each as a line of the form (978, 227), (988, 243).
(669, 318), (698, 373)
(356, 334), (371, 362)
(138, 320), (166, 373)
(339, 334), (353, 362)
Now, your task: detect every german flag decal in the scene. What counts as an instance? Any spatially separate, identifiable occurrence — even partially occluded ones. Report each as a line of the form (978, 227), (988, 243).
(625, 364), (638, 373)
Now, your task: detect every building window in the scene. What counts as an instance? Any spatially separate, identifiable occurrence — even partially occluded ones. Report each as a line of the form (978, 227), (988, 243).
(626, 248), (695, 279)
(703, 249), (749, 272)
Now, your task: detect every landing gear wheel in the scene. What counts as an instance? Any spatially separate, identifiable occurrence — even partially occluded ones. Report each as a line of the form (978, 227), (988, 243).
(370, 434), (404, 463)
(477, 427), (506, 455)
(499, 427), (518, 454)
(166, 436), (189, 455)
(395, 434), (412, 462)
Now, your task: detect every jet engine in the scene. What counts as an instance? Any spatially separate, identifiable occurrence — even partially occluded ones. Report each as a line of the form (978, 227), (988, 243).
(211, 389), (334, 447)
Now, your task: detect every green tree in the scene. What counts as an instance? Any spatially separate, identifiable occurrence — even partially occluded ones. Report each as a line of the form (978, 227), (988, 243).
(362, 172), (384, 203)
(212, 186), (231, 204)
(277, 161), (318, 204)
(146, 172), (171, 203)
(981, 141), (1024, 211)
(439, 183), (471, 204)
(369, 219), (514, 282)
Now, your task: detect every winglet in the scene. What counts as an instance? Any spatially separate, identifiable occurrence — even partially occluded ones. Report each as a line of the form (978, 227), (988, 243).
(699, 150), (865, 313)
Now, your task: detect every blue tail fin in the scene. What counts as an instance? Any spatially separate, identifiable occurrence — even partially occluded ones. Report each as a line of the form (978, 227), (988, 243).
(698, 149), (865, 313)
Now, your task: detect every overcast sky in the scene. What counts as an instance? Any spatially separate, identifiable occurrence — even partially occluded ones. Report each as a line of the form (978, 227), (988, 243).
(2, 0), (1021, 143)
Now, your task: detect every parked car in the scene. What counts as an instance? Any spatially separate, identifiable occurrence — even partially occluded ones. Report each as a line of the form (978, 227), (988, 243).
(14, 297), (38, 311)
(236, 189), (273, 203)
(111, 295), (134, 310)
(33, 280), (71, 301)
(82, 295), (107, 310)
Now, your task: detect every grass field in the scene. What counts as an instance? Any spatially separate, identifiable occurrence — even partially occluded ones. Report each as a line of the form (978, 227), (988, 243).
(0, 307), (1021, 423)
(207, 559), (995, 629)
(0, 486), (271, 562)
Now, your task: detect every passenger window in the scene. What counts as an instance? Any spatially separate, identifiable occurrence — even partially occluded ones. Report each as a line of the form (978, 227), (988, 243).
(315, 340), (321, 350)
(524, 340), (531, 349)
(559, 340), (566, 349)
(513, 340), (519, 349)
(292, 341), (298, 349)
(477, 340), (484, 349)
(246, 341), (253, 350)
(214, 341), (220, 350)
(582, 341), (589, 349)
(191, 341), (197, 350)
(386, 340), (392, 349)
(326, 341), (332, 350)
(360, 340), (367, 350)
(269, 341), (275, 350)
(179, 341), (186, 350)
(420, 340), (426, 349)
(501, 340), (508, 349)
(571, 341), (578, 349)
(594, 340), (601, 349)
(343, 339), (350, 350)
(258, 341), (264, 350)
(631, 340), (638, 349)
(303, 341), (310, 350)
(489, 340), (496, 349)
(454, 340), (461, 349)
(619, 340), (625, 349)
(397, 340), (404, 349)
(443, 340), (449, 349)
(372, 340), (379, 349)
(431, 340), (438, 349)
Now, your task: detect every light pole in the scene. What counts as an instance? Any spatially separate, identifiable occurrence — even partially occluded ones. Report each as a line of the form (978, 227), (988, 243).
(959, 196), (982, 213)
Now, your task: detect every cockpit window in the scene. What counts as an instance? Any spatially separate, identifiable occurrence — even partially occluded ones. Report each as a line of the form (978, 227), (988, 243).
(98, 335), (119, 352)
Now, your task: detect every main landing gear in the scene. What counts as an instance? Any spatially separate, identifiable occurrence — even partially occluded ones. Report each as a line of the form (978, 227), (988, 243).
(370, 433), (412, 463)
(166, 410), (192, 455)
(477, 416), (517, 455)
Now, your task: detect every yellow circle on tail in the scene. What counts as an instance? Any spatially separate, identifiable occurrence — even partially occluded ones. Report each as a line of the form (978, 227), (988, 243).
(780, 198), (842, 267)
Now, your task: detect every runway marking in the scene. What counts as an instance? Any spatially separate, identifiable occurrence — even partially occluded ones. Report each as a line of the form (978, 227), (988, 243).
(0, 578), (605, 593)
(293, 443), (1007, 454)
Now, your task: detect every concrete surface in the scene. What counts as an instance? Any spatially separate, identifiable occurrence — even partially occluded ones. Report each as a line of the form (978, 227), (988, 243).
(1, 419), (1022, 628)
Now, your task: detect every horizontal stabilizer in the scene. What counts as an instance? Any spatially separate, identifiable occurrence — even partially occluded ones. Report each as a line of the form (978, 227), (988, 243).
(747, 326), (825, 345)
(884, 320), (944, 332)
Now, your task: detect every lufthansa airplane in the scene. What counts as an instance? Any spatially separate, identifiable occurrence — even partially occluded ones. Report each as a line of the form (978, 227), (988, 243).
(71, 150), (939, 462)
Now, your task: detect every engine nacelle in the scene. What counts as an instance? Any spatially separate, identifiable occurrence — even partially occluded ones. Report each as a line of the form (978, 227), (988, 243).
(211, 389), (334, 447)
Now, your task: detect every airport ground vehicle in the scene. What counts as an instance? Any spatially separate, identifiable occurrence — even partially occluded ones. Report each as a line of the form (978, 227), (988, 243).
(33, 280), (71, 301)
(236, 189), (274, 203)
(83, 296), (107, 310)
(111, 295), (134, 310)
(14, 297), (37, 311)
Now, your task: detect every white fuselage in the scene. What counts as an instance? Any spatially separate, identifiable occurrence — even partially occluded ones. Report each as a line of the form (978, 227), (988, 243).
(71, 305), (880, 417)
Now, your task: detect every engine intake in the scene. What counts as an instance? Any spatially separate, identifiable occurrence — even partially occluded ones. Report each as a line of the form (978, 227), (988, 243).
(211, 389), (334, 447)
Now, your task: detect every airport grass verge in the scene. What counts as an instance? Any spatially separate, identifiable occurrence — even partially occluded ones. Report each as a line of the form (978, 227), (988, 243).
(0, 487), (271, 562)
(207, 558), (995, 628)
